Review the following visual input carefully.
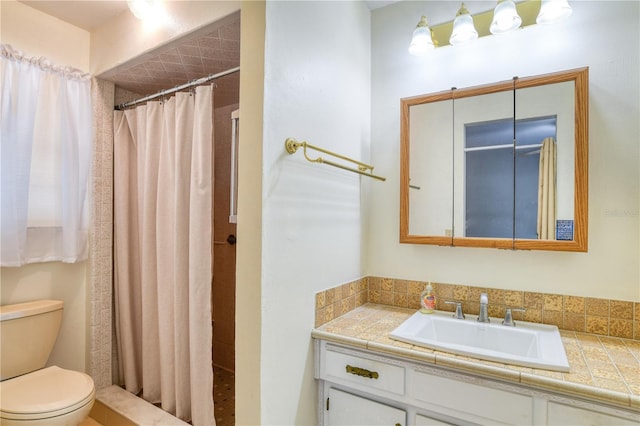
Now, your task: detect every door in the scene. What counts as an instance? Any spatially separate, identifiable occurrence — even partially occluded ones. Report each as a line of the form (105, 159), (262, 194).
(326, 388), (405, 426)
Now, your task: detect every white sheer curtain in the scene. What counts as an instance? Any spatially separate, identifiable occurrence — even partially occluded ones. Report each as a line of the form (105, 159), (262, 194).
(113, 87), (214, 426)
(1, 44), (92, 266)
(537, 136), (557, 240)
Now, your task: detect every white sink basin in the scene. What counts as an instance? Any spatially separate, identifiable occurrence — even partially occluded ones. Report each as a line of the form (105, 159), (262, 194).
(389, 310), (570, 372)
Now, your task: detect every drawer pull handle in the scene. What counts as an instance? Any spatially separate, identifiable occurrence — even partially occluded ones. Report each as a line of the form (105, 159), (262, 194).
(345, 364), (379, 379)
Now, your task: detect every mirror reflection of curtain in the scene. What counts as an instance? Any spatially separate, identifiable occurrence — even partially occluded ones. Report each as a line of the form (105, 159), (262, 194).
(113, 87), (214, 425)
(537, 137), (557, 239)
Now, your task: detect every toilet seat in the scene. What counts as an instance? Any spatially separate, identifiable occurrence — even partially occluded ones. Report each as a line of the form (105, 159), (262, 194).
(0, 366), (95, 421)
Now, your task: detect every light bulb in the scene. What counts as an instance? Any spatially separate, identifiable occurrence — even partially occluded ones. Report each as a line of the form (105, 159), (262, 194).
(537, 0), (573, 25)
(450, 3), (478, 45)
(490, 0), (522, 35)
(409, 16), (435, 56)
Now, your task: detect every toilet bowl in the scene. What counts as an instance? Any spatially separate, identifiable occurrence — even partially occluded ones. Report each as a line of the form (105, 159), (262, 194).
(0, 300), (96, 426)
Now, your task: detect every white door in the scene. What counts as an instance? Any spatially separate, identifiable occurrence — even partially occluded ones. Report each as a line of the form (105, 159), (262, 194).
(326, 388), (406, 426)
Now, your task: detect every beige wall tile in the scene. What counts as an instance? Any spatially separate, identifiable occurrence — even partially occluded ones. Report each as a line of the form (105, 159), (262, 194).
(316, 291), (326, 309)
(393, 280), (407, 294)
(393, 293), (408, 308)
(563, 313), (586, 332)
(408, 294), (421, 310)
(634, 302), (640, 320)
(586, 298), (609, 317)
(564, 296), (585, 314)
(436, 283), (454, 299)
(586, 316), (609, 335)
(610, 319), (633, 339)
(524, 308), (542, 323)
(543, 311), (563, 327)
(524, 292), (543, 309)
(380, 290), (393, 305)
(635, 321), (640, 340)
(369, 277), (381, 292)
(487, 288), (505, 305)
(544, 294), (563, 312)
(611, 300), (633, 320)
(408, 281), (424, 295)
(504, 290), (524, 307)
(468, 286), (487, 304)
(380, 278), (393, 292)
(369, 290), (381, 304)
(453, 285), (469, 301)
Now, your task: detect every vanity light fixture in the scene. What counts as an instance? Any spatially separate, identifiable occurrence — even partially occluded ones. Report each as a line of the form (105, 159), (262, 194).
(409, 0), (572, 56)
(536, 0), (573, 24)
(490, 0), (522, 34)
(449, 3), (478, 45)
(408, 16), (435, 56)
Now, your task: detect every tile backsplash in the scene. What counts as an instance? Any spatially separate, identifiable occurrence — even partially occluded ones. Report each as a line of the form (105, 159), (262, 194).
(315, 276), (640, 341)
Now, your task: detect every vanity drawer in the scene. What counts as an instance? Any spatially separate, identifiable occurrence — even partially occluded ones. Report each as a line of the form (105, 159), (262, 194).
(321, 346), (405, 396)
(412, 370), (533, 425)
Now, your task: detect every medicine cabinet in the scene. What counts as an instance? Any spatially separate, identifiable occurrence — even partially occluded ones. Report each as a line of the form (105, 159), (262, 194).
(400, 67), (588, 251)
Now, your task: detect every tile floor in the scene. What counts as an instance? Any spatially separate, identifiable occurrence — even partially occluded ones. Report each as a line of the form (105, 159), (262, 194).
(213, 367), (235, 425)
(82, 367), (234, 426)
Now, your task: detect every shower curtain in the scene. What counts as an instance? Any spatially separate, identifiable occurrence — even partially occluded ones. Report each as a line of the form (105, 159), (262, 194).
(537, 136), (557, 240)
(113, 86), (214, 426)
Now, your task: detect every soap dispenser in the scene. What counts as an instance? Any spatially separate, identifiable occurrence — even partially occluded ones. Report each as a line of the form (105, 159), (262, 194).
(420, 282), (436, 314)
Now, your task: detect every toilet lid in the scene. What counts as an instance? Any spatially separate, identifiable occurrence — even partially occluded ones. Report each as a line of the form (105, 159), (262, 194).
(0, 366), (95, 419)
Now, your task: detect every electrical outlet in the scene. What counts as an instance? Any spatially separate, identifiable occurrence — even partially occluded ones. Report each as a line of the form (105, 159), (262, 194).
(445, 229), (452, 237)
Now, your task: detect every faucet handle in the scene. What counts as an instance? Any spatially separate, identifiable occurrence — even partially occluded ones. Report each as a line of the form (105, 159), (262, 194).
(444, 301), (465, 319)
(502, 307), (526, 327)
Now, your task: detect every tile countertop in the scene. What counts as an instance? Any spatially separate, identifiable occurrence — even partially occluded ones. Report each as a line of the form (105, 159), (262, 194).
(311, 303), (640, 412)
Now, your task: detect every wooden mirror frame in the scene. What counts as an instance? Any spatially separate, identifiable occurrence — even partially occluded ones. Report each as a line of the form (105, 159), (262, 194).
(400, 67), (588, 252)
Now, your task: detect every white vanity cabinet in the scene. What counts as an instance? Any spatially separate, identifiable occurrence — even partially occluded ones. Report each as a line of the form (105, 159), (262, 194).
(315, 339), (640, 426)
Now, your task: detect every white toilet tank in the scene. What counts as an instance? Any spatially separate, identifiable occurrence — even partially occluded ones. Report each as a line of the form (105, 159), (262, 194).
(0, 300), (64, 381)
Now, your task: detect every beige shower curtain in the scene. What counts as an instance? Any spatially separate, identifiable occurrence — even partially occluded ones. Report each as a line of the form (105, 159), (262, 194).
(113, 86), (214, 426)
(537, 136), (557, 240)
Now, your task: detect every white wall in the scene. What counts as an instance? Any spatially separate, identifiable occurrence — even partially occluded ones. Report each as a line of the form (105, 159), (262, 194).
(369, 1), (639, 301)
(0, 0), (91, 373)
(259, 1), (371, 423)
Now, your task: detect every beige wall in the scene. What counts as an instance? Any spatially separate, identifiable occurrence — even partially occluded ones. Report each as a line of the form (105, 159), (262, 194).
(236, 1), (264, 423)
(0, 0), (91, 374)
(0, 0), (90, 71)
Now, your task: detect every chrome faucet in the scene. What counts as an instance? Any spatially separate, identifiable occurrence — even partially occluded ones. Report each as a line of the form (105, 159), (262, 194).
(502, 307), (526, 327)
(477, 293), (490, 323)
(444, 301), (465, 319)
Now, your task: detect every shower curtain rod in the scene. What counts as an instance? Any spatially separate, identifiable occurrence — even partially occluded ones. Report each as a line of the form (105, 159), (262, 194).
(114, 65), (240, 110)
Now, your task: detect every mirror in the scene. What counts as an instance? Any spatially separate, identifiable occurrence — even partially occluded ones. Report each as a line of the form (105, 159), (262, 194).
(400, 68), (588, 251)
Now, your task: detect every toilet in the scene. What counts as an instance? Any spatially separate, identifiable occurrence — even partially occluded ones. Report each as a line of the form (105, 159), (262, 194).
(0, 300), (95, 426)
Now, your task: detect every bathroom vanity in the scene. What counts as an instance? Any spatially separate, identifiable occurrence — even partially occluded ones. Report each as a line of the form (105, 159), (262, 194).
(313, 304), (640, 426)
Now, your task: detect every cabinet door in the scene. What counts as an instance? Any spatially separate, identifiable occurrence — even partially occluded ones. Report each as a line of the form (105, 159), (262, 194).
(547, 402), (639, 425)
(415, 413), (455, 426)
(326, 388), (406, 426)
